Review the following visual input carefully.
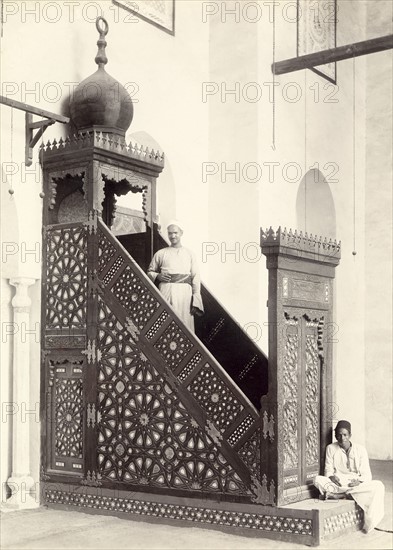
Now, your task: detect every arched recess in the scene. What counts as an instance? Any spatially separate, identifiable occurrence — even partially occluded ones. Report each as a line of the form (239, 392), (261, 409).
(296, 169), (336, 239)
(128, 131), (176, 230)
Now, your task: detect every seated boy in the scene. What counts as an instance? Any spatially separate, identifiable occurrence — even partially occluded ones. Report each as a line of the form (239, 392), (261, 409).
(314, 420), (385, 533)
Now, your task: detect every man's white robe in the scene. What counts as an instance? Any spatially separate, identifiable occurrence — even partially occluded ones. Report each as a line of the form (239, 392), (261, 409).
(147, 246), (203, 332)
(314, 442), (385, 532)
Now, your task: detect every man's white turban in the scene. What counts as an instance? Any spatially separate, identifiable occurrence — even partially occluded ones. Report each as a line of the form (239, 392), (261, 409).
(167, 220), (184, 232)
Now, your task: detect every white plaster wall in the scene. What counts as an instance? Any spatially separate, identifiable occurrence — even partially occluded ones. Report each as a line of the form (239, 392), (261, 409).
(206, 8), (261, 337)
(255, 0), (392, 455)
(1, 0), (210, 249)
(0, 1), (391, 496)
(333, 0), (367, 446)
(256, 0), (369, 443)
(204, 0), (371, 443)
(364, 0), (393, 460)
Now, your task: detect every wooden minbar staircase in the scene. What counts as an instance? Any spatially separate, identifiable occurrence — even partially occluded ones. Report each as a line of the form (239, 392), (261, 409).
(37, 17), (365, 545)
(118, 228), (269, 410)
(38, 129), (365, 545)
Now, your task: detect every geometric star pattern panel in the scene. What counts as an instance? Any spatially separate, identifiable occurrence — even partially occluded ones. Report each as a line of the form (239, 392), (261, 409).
(96, 298), (248, 496)
(55, 377), (83, 458)
(111, 264), (160, 330)
(97, 297), (140, 377)
(188, 363), (244, 434)
(45, 226), (87, 329)
(42, 218), (262, 504)
(154, 320), (193, 371)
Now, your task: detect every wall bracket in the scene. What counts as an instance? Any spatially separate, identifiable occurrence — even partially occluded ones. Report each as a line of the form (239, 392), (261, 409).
(25, 113), (56, 166)
(0, 95), (69, 167)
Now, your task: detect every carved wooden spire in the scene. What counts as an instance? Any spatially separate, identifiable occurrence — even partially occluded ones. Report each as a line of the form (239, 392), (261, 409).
(95, 17), (108, 67)
(69, 17), (134, 137)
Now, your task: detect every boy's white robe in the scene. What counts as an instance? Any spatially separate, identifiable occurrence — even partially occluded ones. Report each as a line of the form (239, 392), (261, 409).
(314, 442), (385, 532)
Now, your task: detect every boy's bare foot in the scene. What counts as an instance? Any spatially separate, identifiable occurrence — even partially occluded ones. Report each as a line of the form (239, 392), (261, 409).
(324, 492), (347, 500)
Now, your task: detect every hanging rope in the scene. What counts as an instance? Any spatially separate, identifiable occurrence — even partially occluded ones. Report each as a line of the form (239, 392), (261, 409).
(1, 0), (4, 39)
(271, 1), (276, 150)
(8, 107), (14, 197)
(352, 56), (357, 256)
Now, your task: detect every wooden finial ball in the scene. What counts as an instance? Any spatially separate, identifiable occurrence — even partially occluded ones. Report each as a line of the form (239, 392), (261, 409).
(39, 192), (45, 198)
(8, 188), (14, 196)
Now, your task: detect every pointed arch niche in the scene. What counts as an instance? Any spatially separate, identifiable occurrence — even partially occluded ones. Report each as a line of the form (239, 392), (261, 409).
(296, 169), (336, 240)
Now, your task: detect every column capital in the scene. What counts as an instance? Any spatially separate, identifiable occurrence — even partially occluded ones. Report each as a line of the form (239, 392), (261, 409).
(10, 277), (37, 310)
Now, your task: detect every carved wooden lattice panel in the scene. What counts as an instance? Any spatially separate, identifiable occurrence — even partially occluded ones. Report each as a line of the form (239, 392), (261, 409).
(305, 322), (320, 468)
(98, 230), (117, 274)
(97, 298), (141, 378)
(188, 363), (244, 434)
(96, 296), (247, 495)
(111, 264), (160, 330)
(41, 220), (261, 501)
(47, 358), (84, 474)
(55, 378), (84, 458)
(227, 415), (255, 447)
(45, 225), (87, 329)
(281, 312), (323, 485)
(283, 318), (299, 471)
(237, 428), (261, 481)
(178, 351), (202, 381)
(95, 220), (261, 499)
(154, 320), (193, 370)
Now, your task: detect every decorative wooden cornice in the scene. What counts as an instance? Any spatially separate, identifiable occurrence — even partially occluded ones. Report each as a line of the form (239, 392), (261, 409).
(40, 131), (165, 168)
(260, 226), (341, 264)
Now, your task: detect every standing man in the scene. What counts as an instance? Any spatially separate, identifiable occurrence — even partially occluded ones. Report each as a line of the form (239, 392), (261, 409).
(147, 221), (204, 332)
(314, 420), (385, 533)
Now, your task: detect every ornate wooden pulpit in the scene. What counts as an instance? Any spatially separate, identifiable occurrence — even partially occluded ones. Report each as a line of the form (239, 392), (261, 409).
(40, 16), (263, 509)
(37, 17), (364, 547)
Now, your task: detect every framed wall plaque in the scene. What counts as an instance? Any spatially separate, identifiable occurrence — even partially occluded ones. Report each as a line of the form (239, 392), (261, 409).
(113, 0), (175, 35)
(297, 0), (337, 84)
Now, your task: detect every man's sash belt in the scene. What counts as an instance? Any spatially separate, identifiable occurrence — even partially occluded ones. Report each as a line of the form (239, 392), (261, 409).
(165, 274), (192, 285)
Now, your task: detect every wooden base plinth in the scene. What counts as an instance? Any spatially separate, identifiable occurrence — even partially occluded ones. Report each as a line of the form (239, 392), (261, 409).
(42, 483), (363, 546)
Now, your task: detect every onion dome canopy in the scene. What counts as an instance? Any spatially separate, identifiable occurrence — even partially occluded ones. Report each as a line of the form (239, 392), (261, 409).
(69, 17), (133, 136)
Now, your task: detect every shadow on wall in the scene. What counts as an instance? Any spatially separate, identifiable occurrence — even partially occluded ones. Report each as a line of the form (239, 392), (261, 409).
(296, 169), (336, 240)
(129, 131), (176, 230)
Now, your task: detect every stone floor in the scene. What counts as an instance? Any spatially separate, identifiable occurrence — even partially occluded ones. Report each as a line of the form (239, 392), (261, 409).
(1, 461), (392, 550)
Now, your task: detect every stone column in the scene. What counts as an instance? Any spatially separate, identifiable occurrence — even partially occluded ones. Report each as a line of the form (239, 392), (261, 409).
(3, 277), (39, 510)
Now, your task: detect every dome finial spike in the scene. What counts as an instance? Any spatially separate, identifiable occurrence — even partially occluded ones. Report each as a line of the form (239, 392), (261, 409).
(95, 17), (109, 68)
